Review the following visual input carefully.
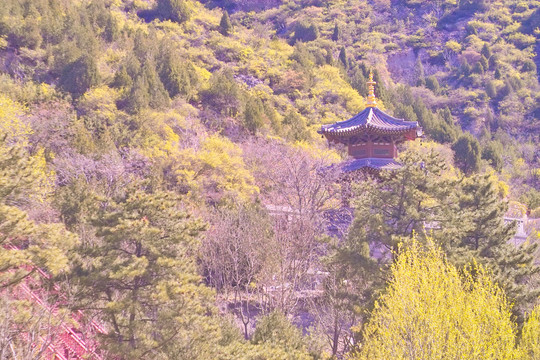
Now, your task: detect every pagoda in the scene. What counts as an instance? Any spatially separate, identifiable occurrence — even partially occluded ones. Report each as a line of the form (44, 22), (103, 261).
(318, 72), (422, 172)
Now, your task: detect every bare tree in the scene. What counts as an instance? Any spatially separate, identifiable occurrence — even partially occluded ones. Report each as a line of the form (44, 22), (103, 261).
(200, 203), (277, 338)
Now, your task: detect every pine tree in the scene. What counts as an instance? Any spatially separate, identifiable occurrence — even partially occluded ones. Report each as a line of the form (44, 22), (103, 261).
(438, 174), (539, 323)
(347, 149), (539, 324)
(0, 133), (76, 288)
(486, 80), (497, 99)
(72, 186), (220, 358)
(479, 55), (489, 70)
(414, 57), (425, 86)
(59, 54), (100, 98)
(156, 0), (191, 23)
(481, 140), (503, 170)
(481, 43), (492, 60)
(159, 49), (198, 100)
(452, 133), (481, 174)
(219, 11), (233, 36)
(243, 96), (264, 134)
(473, 61), (485, 75)
(142, 60), (170, 109)
(338, 47), (348, 68)
(331, 23), (340, 41)
(112, 65), (133, 89)
(425, 75), (440, 94)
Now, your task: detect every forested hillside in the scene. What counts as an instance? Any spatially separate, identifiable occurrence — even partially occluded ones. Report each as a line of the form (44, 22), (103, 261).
(0, 0), (539, 359)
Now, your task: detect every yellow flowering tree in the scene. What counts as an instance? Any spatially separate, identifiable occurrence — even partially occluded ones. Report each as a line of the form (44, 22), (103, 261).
(520, 305), (540, 358)
(175, 134), (258, 203)
(352, 238), (519, 360)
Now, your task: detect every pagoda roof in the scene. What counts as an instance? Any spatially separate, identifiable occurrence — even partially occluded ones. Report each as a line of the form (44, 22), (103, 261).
(318, 107), (420, 136)
(341, 157), (402, 172)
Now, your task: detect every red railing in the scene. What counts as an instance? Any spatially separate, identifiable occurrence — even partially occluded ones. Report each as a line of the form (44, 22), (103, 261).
(4, 245), (105, 360)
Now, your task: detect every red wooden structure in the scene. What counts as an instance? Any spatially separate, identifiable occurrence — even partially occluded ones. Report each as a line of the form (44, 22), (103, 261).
(3, 246), (105, 360)
(318, 71), (422, 172)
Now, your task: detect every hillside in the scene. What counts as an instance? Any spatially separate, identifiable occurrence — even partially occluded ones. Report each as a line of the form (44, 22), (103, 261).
(0, 0), (539, 358)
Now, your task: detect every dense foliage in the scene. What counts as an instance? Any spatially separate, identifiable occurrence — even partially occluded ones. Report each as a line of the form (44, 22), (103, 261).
(0, 0), (538, 358)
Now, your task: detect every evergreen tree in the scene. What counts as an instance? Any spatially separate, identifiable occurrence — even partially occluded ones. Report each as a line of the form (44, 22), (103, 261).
(461, 59), (471, 76)
(125, 73), (150, 113)
(144, 60), (170, 109)
(72, 186), (219, 358)
(425, 75), (440, 94)
(338, 47), (348, 69)
(156, 0), (191, 23)
(486, 80), (497, 99)
(488, 54), (499, 70)
(452, 133), (481, 174)
(112, 65), (133, 89)
(481, 43), (492, 60)
(439, 174), (539, 323)
(201, 70), (242, 117)
(481, 140), (503, 170)
(414, 58), (425, 86)
(350, 65), (367, 95)
(347, 149), (539, 324)
(479, 55), (489, 71)
(0, 133), (76, 288)
(331, 23), (340, 41)
(159, 49), (198, 100)
(59, 55), (100, 98)
(243, 96), (264, 134)
(283, 110), (310, 141)
(472, 61), (485, 75)
(293, 21), (319, 43)
(372, 69), (390, 105)
(219, 11), (233, 36)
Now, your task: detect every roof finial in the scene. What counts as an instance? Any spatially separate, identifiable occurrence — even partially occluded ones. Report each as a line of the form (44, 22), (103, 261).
(366, 69), (377, 108)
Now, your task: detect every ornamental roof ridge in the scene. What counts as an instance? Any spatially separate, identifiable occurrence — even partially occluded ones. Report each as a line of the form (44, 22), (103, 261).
(318, 106), (419, 136)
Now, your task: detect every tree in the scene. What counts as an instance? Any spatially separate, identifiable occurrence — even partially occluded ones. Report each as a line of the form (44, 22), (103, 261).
(348, 149), (450, 252)
(72, 186), (220, 359)
(414, 58), (425, 86)
(472, 61), (485, 75)
(200, 204), (276, 339)
(243, 96), (265, 134)
(481, 140), (503, 170)
(282, 110), (310, 142)
(0, 132), (76, 289)
(59, 55), (99, 98)
(520, 305), (540, 358)
(112, 65), (133, 90)
(347, 148), (539, 323)
(126, 60), (170, 113)
(486, 80), (497, 99)
(293, 21), (319, 43)
(220, 11), (233, 36)
(331, 23), (340, 41)
(251, 311), (310, 356)
(174, 135), (259, 203)
(452, 133), (481, 174)
(425, 75), (440, 93)
(353, 239), (519, 360)
(479, 55), (489, 71)
(481, 43), (492, 59)
(439, 174), (539, 323)
(338, 47), (348, 69)
(201, 71), (242, 117)
(156, 0), (191, 23)
(158, 49), (198, 100)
